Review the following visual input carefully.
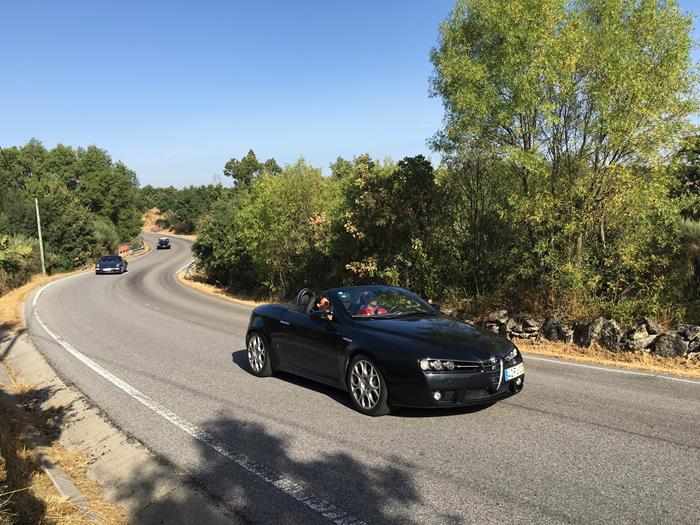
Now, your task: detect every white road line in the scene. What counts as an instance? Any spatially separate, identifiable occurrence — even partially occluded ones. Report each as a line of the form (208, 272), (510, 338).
(524, 354), (700, 385)
(31, 278), (364, 525)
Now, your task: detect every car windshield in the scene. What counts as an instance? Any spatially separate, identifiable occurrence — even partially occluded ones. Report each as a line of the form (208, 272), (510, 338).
(334, 287), (436, 319)
(100, 256), (120, 262)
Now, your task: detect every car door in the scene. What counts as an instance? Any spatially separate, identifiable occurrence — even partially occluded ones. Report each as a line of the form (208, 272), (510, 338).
(277, 310), (343, 383)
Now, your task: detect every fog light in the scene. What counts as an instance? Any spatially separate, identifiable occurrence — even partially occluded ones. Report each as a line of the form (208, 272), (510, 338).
(430, 360), (443, 371)
(516, 377), (522, 386)
(444, 360), (455, 370)
(433, 391), (442, 401)
(420, 359), (431, 371)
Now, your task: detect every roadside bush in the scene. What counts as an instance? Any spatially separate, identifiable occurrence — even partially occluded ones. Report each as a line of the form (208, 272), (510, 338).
(0, 235), (41, 295)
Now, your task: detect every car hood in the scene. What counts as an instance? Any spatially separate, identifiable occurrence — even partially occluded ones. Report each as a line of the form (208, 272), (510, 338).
(352, 315), (515, 361)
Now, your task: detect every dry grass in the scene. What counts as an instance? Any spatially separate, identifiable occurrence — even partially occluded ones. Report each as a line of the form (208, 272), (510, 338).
(520, 339), (700, 379)
(0, 271), (82, 333)
(141, 207), (165, 232)
(177, 270), (262, 307)
(0, 386), (125, 525)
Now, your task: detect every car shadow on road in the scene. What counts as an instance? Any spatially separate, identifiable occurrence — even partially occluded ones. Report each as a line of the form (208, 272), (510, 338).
(231, 349), (355, 409)
(108, 407), (464, 525)
(232, 349), (498, 419)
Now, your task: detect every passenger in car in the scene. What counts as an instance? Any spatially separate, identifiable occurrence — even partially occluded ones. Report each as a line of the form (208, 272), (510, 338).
(357, 299), (388, 317)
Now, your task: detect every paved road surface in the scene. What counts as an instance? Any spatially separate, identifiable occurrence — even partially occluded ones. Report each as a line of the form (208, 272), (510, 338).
(26, 233), (700, 524)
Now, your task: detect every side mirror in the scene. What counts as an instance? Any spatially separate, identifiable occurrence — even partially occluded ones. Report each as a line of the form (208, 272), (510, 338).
(431, 303), (441, 313)
(309, 310), (328, 322)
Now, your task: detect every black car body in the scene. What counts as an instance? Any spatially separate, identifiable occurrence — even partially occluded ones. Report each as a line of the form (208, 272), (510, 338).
(246, 285), (524, 415)
(95, 255), (128, 274)
(156, 237), (171, 249)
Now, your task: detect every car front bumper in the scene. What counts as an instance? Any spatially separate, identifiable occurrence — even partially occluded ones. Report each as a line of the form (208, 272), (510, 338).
(389, 364), (525, 408)
(95, 267), (122, 274)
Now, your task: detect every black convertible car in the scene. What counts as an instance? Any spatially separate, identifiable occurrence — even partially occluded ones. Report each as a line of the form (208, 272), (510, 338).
(246, 285), (525, 416)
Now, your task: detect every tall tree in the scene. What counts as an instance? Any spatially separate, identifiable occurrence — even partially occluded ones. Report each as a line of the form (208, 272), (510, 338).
(430, 0), (698, 317)
(223, 149), (282, 190)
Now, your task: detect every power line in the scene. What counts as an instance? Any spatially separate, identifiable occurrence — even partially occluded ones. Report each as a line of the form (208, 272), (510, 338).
(0, 145), (25, 189)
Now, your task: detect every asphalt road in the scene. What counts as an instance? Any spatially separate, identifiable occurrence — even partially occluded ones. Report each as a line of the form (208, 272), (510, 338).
(26, 233), (700, 524)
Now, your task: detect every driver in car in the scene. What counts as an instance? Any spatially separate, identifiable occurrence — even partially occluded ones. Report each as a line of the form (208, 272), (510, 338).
(315, 294), (334, 321)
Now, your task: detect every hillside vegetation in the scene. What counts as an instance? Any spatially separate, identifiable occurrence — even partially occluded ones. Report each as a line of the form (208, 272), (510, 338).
(189, 0), (700, 325)
(0, 140), (141, 295)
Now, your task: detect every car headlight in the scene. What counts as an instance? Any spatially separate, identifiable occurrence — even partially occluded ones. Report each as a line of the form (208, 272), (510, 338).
(419, 359), (456, 372)
(504, 347), (519, 362)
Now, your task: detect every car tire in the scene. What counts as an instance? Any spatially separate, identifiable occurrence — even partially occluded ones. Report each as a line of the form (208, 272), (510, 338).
(247, 332), (272, 377)
(347, 355), (391, 416)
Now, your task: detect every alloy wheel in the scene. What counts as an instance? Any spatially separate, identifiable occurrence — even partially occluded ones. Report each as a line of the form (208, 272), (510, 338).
(248, 334), (266, 373)
(350, 359), (381, 410)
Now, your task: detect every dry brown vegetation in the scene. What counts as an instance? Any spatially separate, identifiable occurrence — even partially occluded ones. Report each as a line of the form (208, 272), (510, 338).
(520, 339), (700, 379)
(0, 381), (125, 525)
(178, 270), (262, 307)
(0, 272), (81, 333)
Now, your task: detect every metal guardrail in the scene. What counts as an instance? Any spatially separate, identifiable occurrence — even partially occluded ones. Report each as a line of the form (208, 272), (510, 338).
(184, 261), (196, 280)
(129, 246), (146, 255)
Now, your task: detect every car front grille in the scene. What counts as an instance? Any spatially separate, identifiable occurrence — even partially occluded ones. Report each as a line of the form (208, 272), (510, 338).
(484, 359), (503, 392)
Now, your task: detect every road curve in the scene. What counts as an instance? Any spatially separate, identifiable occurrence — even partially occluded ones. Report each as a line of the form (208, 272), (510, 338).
(26, 232), (700, 524)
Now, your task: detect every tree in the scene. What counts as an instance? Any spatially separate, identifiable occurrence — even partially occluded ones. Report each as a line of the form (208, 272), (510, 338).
(674, 135), (700, 220)
(196, 159), (337, 295)
(75, 151), (142, 240)
(330, 155), (442, 295)
(430, 0), (698, 318)
(223, 149), (282, 190)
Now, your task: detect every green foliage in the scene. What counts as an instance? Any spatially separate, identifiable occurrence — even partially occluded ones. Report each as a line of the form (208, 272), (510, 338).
(0, 235), (40, 294)
(674, 134), (700, 220)
(195, 159), (337, 295)
(0, 139), (143, 292)
(426, 0), (698, 322)
(330, 154), (442, 296)
(223, 149), (282, 191)
(137, 184), (227, 234)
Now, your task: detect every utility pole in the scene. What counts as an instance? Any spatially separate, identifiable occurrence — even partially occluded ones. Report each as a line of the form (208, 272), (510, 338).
(34, 198), (46, 276)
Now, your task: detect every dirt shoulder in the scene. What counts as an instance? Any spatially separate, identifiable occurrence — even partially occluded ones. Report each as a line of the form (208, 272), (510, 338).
(177, 269), (262, 308)
(519, 339), (700, 379)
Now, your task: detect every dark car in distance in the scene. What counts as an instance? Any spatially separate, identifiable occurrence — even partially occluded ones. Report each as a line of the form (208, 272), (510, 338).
(156, 237), (171, 249)
(95, 255), (128, 275)
(246, 285), (525, 416)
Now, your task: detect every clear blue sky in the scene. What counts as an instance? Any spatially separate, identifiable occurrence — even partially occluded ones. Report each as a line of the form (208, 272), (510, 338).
(2, 0), (698, 188)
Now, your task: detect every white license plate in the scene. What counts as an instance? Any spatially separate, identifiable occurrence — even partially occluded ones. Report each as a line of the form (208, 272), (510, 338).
(504, 363), (524, 381)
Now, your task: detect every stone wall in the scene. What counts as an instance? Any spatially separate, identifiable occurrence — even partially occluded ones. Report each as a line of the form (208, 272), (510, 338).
(474, 311), (700, 359)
